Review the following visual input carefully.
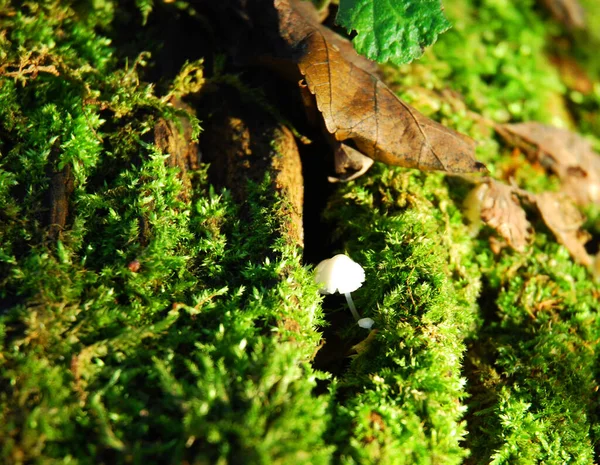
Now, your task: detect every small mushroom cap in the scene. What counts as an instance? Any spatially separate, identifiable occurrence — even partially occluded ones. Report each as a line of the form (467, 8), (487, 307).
(314, 254), (365, 294)
(357, 317), (375, 329)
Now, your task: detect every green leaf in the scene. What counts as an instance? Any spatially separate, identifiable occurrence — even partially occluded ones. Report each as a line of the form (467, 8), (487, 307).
(336, 0), (452, 65)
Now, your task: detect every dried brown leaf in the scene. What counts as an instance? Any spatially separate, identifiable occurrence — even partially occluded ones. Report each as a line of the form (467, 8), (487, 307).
(328, 141), (375, 183)
(289, 0), (380, 75)
(463, 172), (593, 265)
(497, 122), (600, 205)
(535, 192), (592, 266)
(470, 180), (531, 252)
(274, 0), (486, 174)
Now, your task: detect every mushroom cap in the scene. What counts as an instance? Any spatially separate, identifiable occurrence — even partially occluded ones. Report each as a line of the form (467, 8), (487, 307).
(357, 317), (375, 329)
(314, 254), (365, 295)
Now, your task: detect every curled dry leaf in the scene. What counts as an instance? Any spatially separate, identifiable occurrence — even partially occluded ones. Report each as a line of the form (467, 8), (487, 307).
(288, 0), (380, 75)
(273, 0), (486, 175)
(328, 142), (374, 183)
(465, 178), (593, 267)
(496, 122), (600, 205)
(476, 180), (531, 252)
(534, 192), (592, 267)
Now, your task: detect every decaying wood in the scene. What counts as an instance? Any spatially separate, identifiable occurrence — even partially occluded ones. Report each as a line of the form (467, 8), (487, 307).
(154, 97), (201, 199)
(201, 101), (304, 247)
(48, 163), (75, 238)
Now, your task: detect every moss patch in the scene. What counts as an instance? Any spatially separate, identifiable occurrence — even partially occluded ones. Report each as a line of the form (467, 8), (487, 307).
(1, 0), (600, 463)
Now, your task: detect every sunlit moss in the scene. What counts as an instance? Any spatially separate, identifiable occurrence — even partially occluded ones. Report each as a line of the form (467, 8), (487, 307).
(322, 167), (481, 464)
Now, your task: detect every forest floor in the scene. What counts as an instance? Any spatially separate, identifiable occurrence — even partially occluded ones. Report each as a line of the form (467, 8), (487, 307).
(2, 0), (600, 463)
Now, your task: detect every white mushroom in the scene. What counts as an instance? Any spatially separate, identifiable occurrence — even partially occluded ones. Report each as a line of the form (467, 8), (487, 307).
(357, 317), (375, 329)
(314, 254), (365, 321)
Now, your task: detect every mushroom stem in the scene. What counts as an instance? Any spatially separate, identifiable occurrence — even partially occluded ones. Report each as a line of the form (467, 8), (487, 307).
(344, 292), (360, 321)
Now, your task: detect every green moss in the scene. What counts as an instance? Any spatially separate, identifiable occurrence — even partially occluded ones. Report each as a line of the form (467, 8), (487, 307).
(2, 0), (600, 463)
(0, 1), (331, 463)
(1, 167), (333, 463)
(465, 236), (599, 464)
(322, 167), (481, 463)
(385, 0), (564, 125)
(375, 0), (600, 461)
